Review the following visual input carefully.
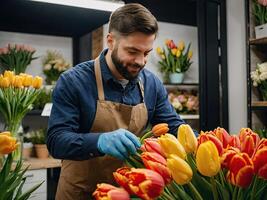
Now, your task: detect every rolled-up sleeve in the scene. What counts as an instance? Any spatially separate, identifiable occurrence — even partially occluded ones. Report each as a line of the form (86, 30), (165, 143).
(46, 73), (103, 160)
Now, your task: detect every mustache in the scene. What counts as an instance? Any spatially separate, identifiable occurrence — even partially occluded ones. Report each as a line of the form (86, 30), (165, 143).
(130, 63), (144, 69)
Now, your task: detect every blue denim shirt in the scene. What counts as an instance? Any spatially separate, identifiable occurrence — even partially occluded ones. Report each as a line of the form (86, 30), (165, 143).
(47, 49), (185, 160)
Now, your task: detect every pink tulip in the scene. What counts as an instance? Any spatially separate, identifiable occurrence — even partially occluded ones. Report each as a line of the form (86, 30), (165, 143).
(258, 0), (267, 6)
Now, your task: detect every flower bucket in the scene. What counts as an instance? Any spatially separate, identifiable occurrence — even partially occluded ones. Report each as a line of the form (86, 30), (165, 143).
(169, 73), (184, 84)
(255, 23), (267, 39)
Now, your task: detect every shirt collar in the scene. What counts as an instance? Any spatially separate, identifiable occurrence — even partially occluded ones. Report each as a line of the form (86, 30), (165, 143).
(98, 49), (140, 85)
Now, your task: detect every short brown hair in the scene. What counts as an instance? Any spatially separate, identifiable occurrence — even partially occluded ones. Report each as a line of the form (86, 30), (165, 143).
(108, 3), (158, 36)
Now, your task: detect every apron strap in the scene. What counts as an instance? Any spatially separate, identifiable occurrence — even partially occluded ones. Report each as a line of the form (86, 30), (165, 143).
(94, 56), (105, 101)
(138, 78), (145, 103)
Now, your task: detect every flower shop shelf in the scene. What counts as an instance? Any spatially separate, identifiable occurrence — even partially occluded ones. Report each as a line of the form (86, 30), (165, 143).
(251, 101), (267, 110)
(249, 37), (267, 45)
(180, 114), (199, 120)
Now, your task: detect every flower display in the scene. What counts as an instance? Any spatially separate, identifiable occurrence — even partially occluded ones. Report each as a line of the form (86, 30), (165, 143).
(253, 0), (267, 25)
(0, 70), (43, 137)
(251, 62), (267, 100)
(94, 124), (267, 200)
(156, 39), (193, 75)
(168, 91), (199, 114)
(0, 43), (37, 74)
(42, 50), (70, 84)
(0, 131), (42, 199)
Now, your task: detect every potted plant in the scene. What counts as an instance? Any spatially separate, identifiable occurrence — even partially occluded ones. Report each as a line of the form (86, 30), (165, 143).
(22, 132), (34, 160)
(253, 0), (267, 38)
(32, 87), (52, 111)
(42, 50), (71, 85)
(28, 129), (49, 159)
(251, 61), (267, 100)
(156, 39), (193, 83)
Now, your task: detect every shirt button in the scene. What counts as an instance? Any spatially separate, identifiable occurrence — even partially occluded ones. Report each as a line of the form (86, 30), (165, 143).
(89, 153), (94, 157)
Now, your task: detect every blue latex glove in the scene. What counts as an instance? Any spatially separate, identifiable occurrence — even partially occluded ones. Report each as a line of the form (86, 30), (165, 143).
(97, 128), (141, 160)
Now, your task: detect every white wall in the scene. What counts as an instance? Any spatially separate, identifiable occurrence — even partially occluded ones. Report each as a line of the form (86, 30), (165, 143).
(227, 0), (247, 133)
(0, 31), (72, 79)
(103, 22), (199, 83)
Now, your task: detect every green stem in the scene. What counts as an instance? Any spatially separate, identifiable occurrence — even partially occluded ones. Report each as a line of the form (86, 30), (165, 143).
(140, 131), (152, 143)
(219, 170), (225, 188)
(188, 182), (203, 200)
(250, 176), (258, 200)
(210, 176), (218, 200)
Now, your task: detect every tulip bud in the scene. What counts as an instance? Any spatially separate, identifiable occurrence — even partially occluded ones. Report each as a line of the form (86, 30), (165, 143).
(13, 75), (23, 88)
(188, 50), (193, 59)
(239, 128), (260, 157)
(252, 139), (267, 180)
(198, 131), (223, 155)
(151, 123), (169, 137)
(23, 75), (33, 87)
(171, 48), (177, 56)
(177, 124), (197, 154)
(141, 138), (165, 156)
(159, 133), (186, 159)
(4, 70), (15, 85)
(213, 127), (231, 148)
(178, 41), (185, 51)
(167, 154), (193, 185)
(0, 76), (10, 88)
(196, 141), (221, 177)
(176, 50), (181, 58)
(156, 47), (163, 55)
(0, 132), (19, 155)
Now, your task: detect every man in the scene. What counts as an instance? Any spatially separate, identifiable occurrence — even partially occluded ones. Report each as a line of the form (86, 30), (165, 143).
(47, 3), (185, 200)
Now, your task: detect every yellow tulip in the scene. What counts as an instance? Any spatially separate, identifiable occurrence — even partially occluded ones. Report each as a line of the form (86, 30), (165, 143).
(13, 75), (23, 88)
(0, 132), (18, 155)
(196, 141), (221, 177)
(177, 124), (197, 154)
(171, 48), (177, 56)
(161, 55), (166, 60)
(167, 154), (193, 185)
(32, 76), (43, 89)
(178, 41), (185, 51)
(156, 47), (163, 55)
(176, 50), (181, 58)
(188, 50), (193, 59)
(158, 133), (186, 159)
(0, 76), (10, 88)
(4, 70), (15, 84)
(23, 75), (33, 87)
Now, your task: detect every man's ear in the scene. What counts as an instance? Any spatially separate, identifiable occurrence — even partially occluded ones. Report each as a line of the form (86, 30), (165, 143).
(106, 33), (115, 50)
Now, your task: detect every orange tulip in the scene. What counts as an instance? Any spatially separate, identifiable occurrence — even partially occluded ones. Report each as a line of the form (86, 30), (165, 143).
(141, 138), (165, 157)
(227, 153), (254, 188)
(158, 133), (186, 159)
(239, 128), (260, 157)
(198, 131), (223, 155)
(93, 183), (130, 200)
(141, 152), (172, 184)
(0, 132), (18, 155)
(213, 127), (231, 148)
(221, 146), (240, 169)
(252, 139), (267, 179)
(228, 135), (241, 149)
(113, 167), (132, 193)
(114, 167), (165, 200)
(151, 123), (169, 137)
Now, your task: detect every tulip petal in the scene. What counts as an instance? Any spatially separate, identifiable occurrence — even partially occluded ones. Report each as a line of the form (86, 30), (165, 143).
(235, 166), (254, 188)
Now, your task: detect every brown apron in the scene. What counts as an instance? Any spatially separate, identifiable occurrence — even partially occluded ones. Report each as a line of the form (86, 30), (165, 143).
(55, 56), (148, 200)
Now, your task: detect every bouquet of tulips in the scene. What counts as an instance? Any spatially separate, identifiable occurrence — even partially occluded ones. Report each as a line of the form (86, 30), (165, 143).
(93, 123), (267, 200)
(0, 44), (37, 74)
(0, 131), (42, 199)
(156, 40), (193, 75)
(0, 70), (43, 136)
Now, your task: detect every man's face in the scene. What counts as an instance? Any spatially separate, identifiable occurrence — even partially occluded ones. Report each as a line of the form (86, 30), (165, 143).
(110, 32), (155, 80)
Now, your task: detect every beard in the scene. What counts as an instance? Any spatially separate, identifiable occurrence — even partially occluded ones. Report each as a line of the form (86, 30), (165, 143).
(111, 48), (144, 81)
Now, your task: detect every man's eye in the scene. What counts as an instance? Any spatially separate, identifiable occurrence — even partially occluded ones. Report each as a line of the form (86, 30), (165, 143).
(128, 51), (137, 54)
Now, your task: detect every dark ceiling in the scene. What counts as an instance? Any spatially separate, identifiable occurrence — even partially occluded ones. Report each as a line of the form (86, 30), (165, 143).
(0, 0), (196, 37)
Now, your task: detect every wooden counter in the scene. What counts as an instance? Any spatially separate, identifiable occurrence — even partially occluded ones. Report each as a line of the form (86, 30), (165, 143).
(21, 157), (61, 170)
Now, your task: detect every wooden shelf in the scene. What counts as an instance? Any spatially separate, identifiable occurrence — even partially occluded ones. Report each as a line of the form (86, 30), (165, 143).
(180, 114), (199, 120)
(251, 101), (267, 110)
(249, 37), (267, 45)
(13, 157), (61, 170)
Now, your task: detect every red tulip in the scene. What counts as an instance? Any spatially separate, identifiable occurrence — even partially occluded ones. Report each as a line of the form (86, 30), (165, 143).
(141, 138), (165, 157)
(213, 127), (231, 148)
(113, 167), (132, 193)
(198, 131), (223, 155)
(239, 128), (260, 157)
(141, 152), (172, 184)
(252, 139), (267, 179)
(167, 40), (177, 49)
(228, 135), (241, 149)
(93, 183), (130, 200)
(227, 153), (254, 188)
(221, 146), (240, 169)
(114, 167), (165, 200)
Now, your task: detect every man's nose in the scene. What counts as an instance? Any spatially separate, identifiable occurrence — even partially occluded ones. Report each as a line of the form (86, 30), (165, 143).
(135, 54), (146, 67)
